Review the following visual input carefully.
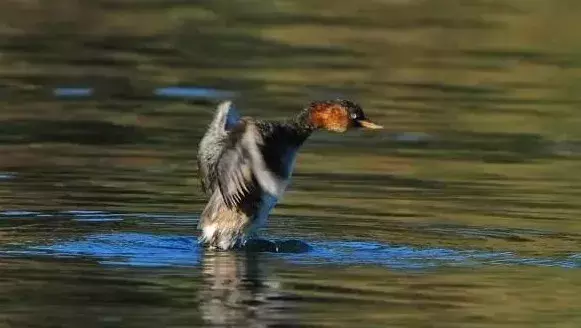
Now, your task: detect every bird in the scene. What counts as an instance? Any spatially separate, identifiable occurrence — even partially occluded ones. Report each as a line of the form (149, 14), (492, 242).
(196, 99), (382, 250)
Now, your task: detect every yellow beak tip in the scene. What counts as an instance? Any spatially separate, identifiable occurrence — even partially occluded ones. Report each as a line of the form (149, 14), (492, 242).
(358, 120), (383, 129)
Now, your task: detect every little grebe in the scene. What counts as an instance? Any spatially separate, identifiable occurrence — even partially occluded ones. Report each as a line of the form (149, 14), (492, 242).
(197, 99), (382, 250)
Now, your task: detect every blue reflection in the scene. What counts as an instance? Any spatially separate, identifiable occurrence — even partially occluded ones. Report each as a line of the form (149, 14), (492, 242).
(26, 233), (200, 267)
(154, 86), (235, 99)
(1, 210), (40, 217)
(2, 232), (578, 270)
(53, 87), (93, 97)
(52, 86), (235, 100)
(0, 172), (16, 180)
(61, 210), (124, 222)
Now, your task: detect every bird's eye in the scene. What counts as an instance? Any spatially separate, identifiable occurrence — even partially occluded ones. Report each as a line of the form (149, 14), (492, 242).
(351, 113), (358, 119)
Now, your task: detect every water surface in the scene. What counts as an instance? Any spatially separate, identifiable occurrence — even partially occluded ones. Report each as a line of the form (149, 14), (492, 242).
(0, 0), (580, 327)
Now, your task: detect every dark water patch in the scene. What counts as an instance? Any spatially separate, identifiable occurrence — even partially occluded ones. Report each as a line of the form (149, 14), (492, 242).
(392, 95), (581, 106)
(423, 224), (572, 242)
(247, 15), (498, 30)
(295, 172), (445, 189)
(0, 119), (150, 145)
(383, 81), (506, 95)
(278, 203), (417, 220)
(381, 131), (558, 160)
(461, 49), (581, 68)
(306, 130), (569, 161)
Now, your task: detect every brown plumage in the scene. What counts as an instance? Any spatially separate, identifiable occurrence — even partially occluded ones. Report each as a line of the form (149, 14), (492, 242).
(308, 102), (351, 132)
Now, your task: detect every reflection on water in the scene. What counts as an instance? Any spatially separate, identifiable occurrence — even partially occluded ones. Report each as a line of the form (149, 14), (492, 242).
(1, 0), (581, 326)
(53, 86), (236, 100)
(199, 251), (298, 327)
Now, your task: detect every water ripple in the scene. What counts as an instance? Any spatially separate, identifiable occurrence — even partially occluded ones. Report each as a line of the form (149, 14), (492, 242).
(17, 233), (200, 267)
(1, 233), (577, 270)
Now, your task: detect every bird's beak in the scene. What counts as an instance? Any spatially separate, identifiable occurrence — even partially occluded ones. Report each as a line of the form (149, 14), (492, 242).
(357, 119), (383, 129)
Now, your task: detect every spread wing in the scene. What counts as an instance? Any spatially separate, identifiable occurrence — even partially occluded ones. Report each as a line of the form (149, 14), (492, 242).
(213, 100), (241, 133)
(197, 101), (241, 194)
(216, 121), (287, 209)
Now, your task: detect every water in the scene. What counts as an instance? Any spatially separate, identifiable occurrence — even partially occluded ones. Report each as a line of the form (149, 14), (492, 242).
(0, 0), (580, 327)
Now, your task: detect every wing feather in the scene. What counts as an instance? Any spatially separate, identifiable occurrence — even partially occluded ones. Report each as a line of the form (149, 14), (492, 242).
(216, 121), (287, 209)
(197, 101), (241, 195)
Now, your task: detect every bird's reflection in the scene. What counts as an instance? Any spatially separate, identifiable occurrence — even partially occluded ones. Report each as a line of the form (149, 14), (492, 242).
(198, 249), (298, 327)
